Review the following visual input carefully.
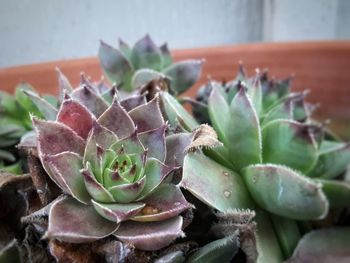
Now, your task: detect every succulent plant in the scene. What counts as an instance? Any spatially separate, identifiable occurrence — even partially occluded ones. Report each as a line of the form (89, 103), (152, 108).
(32, 89), (195, 251)
(99, 35), (203, 94)
(176, 67), (350, 262)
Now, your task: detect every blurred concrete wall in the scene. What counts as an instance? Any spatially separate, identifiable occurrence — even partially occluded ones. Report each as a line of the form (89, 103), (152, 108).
(0, 0), (349, 68)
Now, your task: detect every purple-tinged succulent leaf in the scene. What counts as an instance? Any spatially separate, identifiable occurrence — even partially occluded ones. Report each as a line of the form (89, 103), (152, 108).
(133, 184), (192, 222)
(139, 124), (166, 162)
(81, 166), (115, 203)
(287, 227), (350, 263)
(23, 90), (58, 120)
(160, 91), (198, 131)
(137, 158), (175, 200)
(45, 197), (118, 243)
(262, 120), (318, 174)
(109, 176), (146, 203)
(182, 152), (254, 212)
(132, 68), (167, 89)
(97, 98), (136, 139)
(165, 133), (192, 166)
(56, 67), (73, 101)
(242, 164), (329, 220)
(43, 152), (90, 204)
(92, 199), (145, 223)
(159, 43), (173, 68)
(33, 118), (85, 156)
(162, 60), (203, 94)
(57, 99), (95, 140)
(99, 40), (133, 87)
(89, 121), (119, 149)
(318, 179), (350, 208)
(308, 141), (350, 179)
(120, 95), (147, 112)
(186, 234), (239, 263)
(110, 132), (145, 155)
(227, 87), (262, 170)
(71, 86), (109, 117)
(131, 34), (162, 71)
(114, 216), (184, 251)
(129, 95), (164, 133)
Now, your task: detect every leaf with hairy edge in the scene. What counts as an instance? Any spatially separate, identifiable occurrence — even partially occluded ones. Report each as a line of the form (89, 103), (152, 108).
(129, 96), (164, 133)
(98, 40), (133, 88)
(186, 234), (239, 263)
(133, 184), (192, 222)
(131, 35), (162, 71)
(45, 197), (117, 243)
(228, 87), (262, 170)
(208, 87), (231, 146)
(57, 99), (95, 140)
(165, 133), (192, 166)
(262, 100), (293, 127)
(287, 227), (350, 263)
(120, 95), (146, 112)
(138, 125), (166, 162)
(137, 158), (175, 199)
(162, 60), (203, 94)
(262, 120), (317, 174)
(109, 176), (146, 203)
(247, 76), (262, 116)
(33, 118), (85, 156)
(155, 251), (185, 263)
(92, 200), (145, 223)
(308, 141), (350, 179)
(114, 216), (184, 251)
(182, 152), (254, 212)
(97, 99), (135, 139)
(71, 86), (109, 117)
(23, 90), (58, 120)
(243, 164), (329, 220)
(160, 92), (198, 131)
(132, 68), (166, 89)
(43, 152), (90, 204)
(56, 68), (73, 101)
(318, 179), (350, 208)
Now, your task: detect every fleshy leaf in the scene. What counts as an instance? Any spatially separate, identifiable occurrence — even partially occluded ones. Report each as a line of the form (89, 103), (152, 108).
(43, 152), (90, 204)
(71, 86), (108, 117)
(56, 68), (73, 101)
(308, 141), (350, 179)
(98, 40), (133, 87)
(120, 95), (146, 112)
(262, 100), (293, 126)
(23, 90), (58, 120)
(119, 38), (132, 60)
(160, 91), (198, 131)
(129, 96), (164, 133)
(0, 239), (21, 263)
(91, 200), (145, 223)
(165, 133), (192, 166)
(81, 166), (115, 203)
(110, 132), (145, 155)
(160, 43), (173, 68)
(138, 124), (166, 162)
(133, 184), (192, 222)
(46, 197), (117, 243)
(33, 118), (85, 156)
(318, 179), (350, 208)
(114, 216), (183, 251)
(287, 227), (350, 263)
(89, 121), (119, 149)
(227, 87), (262, 169)
(97, 99), (135, 139)
(182, 152), (253, 212)
(242, 164), (329, 220)
(137, 158), (175, 199)
(108, 176), (146, 203)
(162, 60), (203, 94)
(131, 35), (162, 71)
(262, 120), (317, 174)
(132, 68), (166, 89)
(186, 234), (239, 263)
(57, 99), (94, 139)
(155, 251), (184, 263)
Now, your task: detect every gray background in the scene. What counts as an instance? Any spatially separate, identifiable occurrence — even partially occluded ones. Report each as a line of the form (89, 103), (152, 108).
(0, 0), (349, 68)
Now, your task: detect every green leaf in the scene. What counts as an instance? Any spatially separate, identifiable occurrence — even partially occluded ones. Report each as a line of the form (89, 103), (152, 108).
(22, 90), (58, 120)
(186, 234), (239, 263)
(243, 164), (329, 220)
(318, 179), (350, 208)
(262, 120), (317, 174)
(131, 35), (162, 71)
(132, 68), (166, 89)
(182, 152), (253, 212)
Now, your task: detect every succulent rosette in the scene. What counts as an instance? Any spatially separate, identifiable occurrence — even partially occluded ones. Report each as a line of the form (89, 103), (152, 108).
(32, 91), (193, 251)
